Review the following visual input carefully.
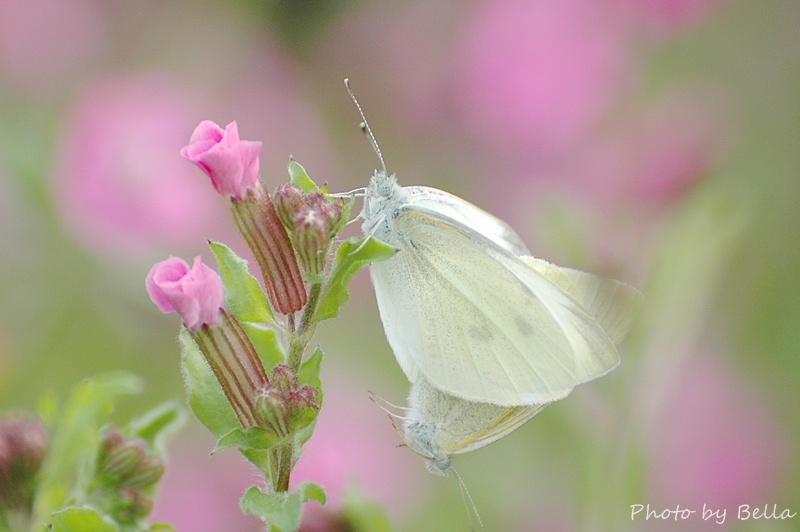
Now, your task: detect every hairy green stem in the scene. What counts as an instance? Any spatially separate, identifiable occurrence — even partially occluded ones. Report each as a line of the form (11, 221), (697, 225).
(272, 282), (323, 495)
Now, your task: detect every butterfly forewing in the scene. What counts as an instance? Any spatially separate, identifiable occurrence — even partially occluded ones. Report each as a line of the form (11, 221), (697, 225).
(372, 207), (620, 406)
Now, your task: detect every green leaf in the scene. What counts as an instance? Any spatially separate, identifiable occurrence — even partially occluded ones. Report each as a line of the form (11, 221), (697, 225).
(240, 483), (326, 531)
(214, 427), (282, 454)
(314, 238), (396, 322)
(48, 506), (119, 532)
(242, 322), (285, 371)
(287, 159), (319, 193)
(32, 374), (142, 528)
(241, 447), (272, 478)
(297, 481), (327, 506)
(297, 347), (323, 390)
(210, 241), (275, 326)
(125, 401), (185, 452)
(179, 329), (239, 439)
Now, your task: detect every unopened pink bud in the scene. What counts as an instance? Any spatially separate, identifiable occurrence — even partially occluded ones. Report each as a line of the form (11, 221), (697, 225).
(124, 455), (165, 490)
(255, 386), (291, 440)
(270, 364), (299, 395)
(306, 192), (344, 232)
(97, 431), (145, 482)
(293, 207), (330, 280)
(145, 256), (224, 330)
(115, 487), (155, 524)
(273, 183), (308, 229)
(180, 120), (262, 200)
(289, 385), (318, 414)
(0, 417), (48, 512)
(254, 365), (318, 438)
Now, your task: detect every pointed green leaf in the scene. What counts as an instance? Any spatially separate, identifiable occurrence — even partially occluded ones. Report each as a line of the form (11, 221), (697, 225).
(241, 483), (326, 531)
(48, 506), (118, 532)
(179, 329), (239, 439)
(298, 481), (326, 506)
(241, 447), (272, 477)
(241, 486), (303, 531)
(297, 347), (323, 390)
(210, 241), (275, 325)
(125, 401), (185, 452)
(314, 238), (396, 322)
(287, 159), (319, 193)
(214, 427), (283, 454)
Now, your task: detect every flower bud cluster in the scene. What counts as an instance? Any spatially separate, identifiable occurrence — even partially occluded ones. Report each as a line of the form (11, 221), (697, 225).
(255, 365), (318, 440)
(94, 430), (165, 523)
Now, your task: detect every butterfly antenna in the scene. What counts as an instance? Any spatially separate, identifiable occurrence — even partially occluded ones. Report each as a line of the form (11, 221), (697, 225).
(451, 466), (485, 532)
(368, 391), (411, 418)
(344, 78), (387, 175)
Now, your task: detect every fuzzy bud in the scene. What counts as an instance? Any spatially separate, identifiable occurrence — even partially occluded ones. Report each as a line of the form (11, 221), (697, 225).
(306, 192), (345, 234)
(0, 417), (48, 513)
(255, 386), (291, 440)
(96, 431), (165, 491)
(97, 430), (145, 484)
(111, 487), (155, 525)
(292, 208), (330, 281)
(254, 365), (319, 439)
(274, 183), (308, 230)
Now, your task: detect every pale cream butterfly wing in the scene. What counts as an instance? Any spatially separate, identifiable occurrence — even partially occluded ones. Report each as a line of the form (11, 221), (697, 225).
(367, 179), (622, 406)
(402, 185), (530, 256)
(397, 266), (640, 470)
(521, 257), (643, 345)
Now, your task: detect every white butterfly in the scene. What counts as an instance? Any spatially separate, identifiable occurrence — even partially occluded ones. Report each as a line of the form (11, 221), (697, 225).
(345, 77), (640, 447)
(361, 169), (641, 406)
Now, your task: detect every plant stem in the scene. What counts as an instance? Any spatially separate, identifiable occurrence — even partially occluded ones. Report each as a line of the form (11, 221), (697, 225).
(273, 282), (323, 493)
(286, 282), (321, 371)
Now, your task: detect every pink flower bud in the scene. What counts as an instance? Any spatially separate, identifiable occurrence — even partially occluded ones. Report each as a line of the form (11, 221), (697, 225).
(288, 385), (318, 416)
(180, 120), (262, 200)
(96, 430), (165, 490)
(254, 365), (319, 439)
(306, 192), (344, 232)
(115, 487), (155, 524)
(269, 364), (299, 395)
(255, 386), (291, 440)
(292, 207), (330, 280)
(0, 416), (48, 513)
(273, 183), (307, 229)
(145, 256), (224, 330)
